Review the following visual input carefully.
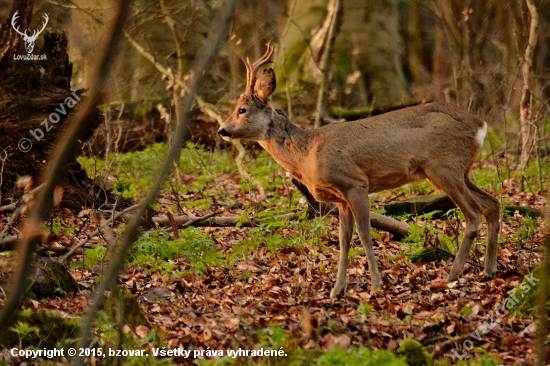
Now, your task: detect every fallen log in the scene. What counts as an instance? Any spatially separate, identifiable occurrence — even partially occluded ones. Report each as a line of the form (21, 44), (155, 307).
(384, 193), (545, 219)
(123, 208), (409, 239)
(0, 235), (18, 251)
(385, 192), (455, 217)
(151, 214), (254, 228)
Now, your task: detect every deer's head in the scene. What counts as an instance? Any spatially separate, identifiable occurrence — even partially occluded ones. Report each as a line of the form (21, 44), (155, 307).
(11, 11), (49, 54)
(218, 43), (276, 141)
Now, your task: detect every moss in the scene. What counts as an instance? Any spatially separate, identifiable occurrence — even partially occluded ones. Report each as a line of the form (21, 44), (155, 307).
(30, 258), (78, 299)
(396, 339), (434, 366)
(409, 246), (448, 264)
(503, 205), (544, 218)
(329, 106), (374, 120)
(103, 285), (149, 326)
(385, 193), (454, 218)
(1, 310), (78, 349)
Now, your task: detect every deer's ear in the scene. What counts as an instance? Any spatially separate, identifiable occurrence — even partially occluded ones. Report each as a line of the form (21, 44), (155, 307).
(254, 68), (276, 103)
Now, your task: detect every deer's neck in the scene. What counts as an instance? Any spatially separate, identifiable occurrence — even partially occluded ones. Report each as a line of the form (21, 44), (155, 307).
(258, 114), (313, 182)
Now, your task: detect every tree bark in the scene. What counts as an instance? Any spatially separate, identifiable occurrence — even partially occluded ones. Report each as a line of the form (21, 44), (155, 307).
(0, 0), (100, 208)
(314, 0), (342, 128)
(519, 0), (539, 171)
(277, 0), (412, 109)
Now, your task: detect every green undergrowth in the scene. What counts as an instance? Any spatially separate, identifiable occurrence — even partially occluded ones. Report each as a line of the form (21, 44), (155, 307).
(83, 213), (329, 277)
(93, 311), (173, 366)
(195, 324), (500, 366)
(71, 144), (547, 366)
(78, 142), (293, 204)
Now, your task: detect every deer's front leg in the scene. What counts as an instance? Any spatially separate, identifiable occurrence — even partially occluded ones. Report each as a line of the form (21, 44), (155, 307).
(330, 203), (354, 298)
(346, 188), (383, 293)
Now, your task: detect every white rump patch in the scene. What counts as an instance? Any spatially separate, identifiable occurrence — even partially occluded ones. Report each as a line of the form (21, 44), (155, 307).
(475, 122), (487, 147)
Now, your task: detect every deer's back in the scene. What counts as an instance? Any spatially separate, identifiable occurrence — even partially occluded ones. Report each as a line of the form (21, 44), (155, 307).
(303, 103), (485, 196)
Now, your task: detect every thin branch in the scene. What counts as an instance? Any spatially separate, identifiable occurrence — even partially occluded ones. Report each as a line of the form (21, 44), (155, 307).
(279, 0), (297, 119)
(0, 235), (18, 251)
(429, 245), (485, 269)
(1, 184), (45, 236)
(0, 148), (7, 202)
(163, 211), (220, 234)
(58, 204), (140, 265)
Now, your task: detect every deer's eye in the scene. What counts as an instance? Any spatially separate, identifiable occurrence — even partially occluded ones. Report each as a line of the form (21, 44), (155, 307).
(238, 108), (247, 115)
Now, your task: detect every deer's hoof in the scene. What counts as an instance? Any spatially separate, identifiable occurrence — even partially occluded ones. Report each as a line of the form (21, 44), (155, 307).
(448, 266), (463, 282)
(484, 264), (497, 279)
(330, 284), (345, 298)
(370, 276), (383, 294)
(482, 270), (496, 281)
(371, 284), (383, 295)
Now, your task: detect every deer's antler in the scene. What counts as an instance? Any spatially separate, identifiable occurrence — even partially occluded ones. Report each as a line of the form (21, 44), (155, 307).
(242, 42), (274, 94)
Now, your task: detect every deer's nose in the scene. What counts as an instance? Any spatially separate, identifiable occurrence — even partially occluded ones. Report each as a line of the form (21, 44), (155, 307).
(218, 128), (231, 138)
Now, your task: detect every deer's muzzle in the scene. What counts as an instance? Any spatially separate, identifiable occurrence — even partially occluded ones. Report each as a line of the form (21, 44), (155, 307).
(218, 128), (232, 138)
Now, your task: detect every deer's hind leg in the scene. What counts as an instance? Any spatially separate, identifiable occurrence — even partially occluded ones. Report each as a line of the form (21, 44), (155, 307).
(465, 176), (500, 277)
(423, 169), (483, 281)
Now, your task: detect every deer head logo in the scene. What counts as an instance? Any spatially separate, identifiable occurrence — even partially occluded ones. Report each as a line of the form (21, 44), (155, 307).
(11, 10), (49, 54)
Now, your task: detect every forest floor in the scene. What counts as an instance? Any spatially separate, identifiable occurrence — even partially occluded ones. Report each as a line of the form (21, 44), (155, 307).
(0, 143), (548, 365)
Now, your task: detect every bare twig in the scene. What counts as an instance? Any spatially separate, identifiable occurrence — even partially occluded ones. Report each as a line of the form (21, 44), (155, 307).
(58, 204), (140, 265)
(279, 0), (297, 119)
(163, 211), (220, 234)
(0, 183), (45, 216)
(0, 202), (16, 214)
(0, 148), (7, 202)
(1, 183), (44, 236)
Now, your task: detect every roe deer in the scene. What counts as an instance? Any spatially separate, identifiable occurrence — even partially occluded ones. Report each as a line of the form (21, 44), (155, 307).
(218, 43), (500, 297)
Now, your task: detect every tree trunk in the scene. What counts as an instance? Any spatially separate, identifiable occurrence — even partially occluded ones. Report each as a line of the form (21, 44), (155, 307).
(520, 0), (539, 171)
(0, 0), (100, 208)
(277, 0), (412, 109)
